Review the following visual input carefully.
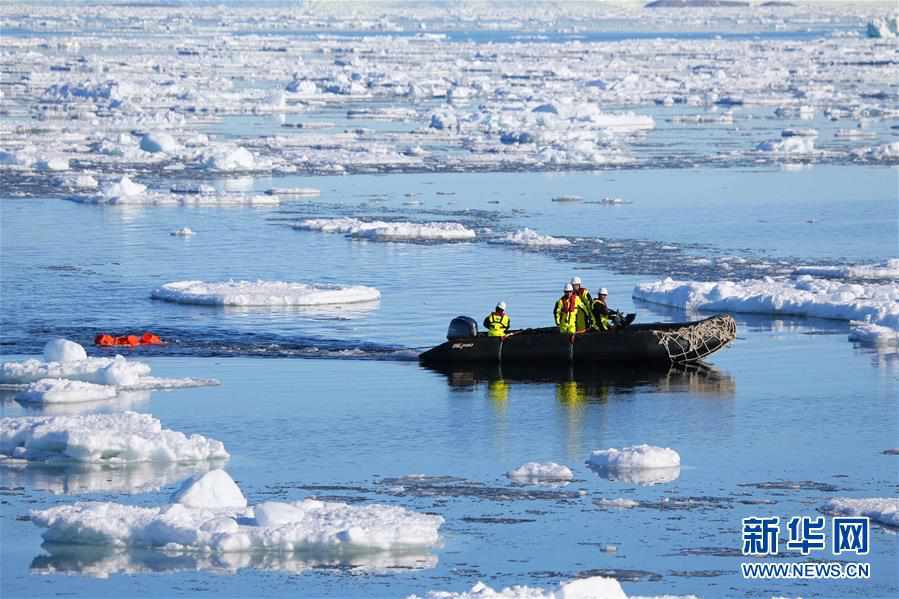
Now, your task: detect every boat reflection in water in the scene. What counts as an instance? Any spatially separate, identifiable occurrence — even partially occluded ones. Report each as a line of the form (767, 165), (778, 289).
(423, 361), (735, 404)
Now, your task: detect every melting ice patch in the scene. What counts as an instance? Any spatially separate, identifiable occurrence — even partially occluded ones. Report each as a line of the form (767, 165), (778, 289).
(294, 218), (476, 242)
(633, 275), (899, 345)
(0, 412), (229, 464)
(491, 228), (572, 247)
(506, 462), (574, 483)
(31, 470), (443, 554)
(406, 575), (630, 599)
(822, 497), (899, 528)
(151, 280), (381, 306)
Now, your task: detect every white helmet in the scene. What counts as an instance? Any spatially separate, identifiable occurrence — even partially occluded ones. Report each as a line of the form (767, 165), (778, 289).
(598, 287), (609, 296)
(496, 301), (506, 310)
(570, 276), (582, 286)
(564, 283), (574, 292)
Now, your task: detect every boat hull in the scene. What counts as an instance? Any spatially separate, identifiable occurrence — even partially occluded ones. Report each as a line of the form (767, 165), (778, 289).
(419, 314), (736, 366)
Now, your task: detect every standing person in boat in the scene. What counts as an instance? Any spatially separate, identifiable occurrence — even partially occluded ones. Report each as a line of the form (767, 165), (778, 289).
(570, 276), (593, 331)
(483, 302), (510, 337)
(554, 283), (590, 335)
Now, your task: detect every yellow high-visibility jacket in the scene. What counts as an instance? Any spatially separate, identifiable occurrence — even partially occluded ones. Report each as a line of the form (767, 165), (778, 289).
(483, 311), (510, 336)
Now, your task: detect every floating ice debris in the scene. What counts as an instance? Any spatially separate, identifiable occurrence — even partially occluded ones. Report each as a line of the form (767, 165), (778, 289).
(552, 195), (583, 202)
(756, 136), (815, 155)
(0, 412), (229, 464)
(406, 575), (628, 599)
(492, 228), (571, 247)
(35, 157), (70, 172)
(596, 498), (640, 509)
(588, 445), (681, 471)
(507, 462), (574, 483)
(171, 227), (195, 236)
(633, 276), (899, 342)
(43, 338), (88, 363)
(152, 280), (381, 307)
(295, 218), (476, 241)
(103, 175), (146, 199)
(1, 339), (219, 391)
(202, 146), (255, 171)
(31, 470), (443, 553)
(139, 131), (179, 154)
(822, 498), (899, 528)
(16, 379), (118, 404)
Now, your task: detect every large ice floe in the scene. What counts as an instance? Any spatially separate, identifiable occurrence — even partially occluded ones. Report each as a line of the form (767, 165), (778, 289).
(506, 462), (574, 484)
(0, 412), (228, 464)
(587, 445), (682, 486)
(633, 275), (899, 346)
(294, 218), (476, 242)
(31, 470), (443, 556)
(151, 280), (381, 306)
(0, 339), (218, 402)
(822, 498), (899, 528)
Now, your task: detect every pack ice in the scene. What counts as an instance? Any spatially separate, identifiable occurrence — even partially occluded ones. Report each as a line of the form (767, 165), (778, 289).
(31, 470), (443, 554)
(151, 280), (381, 306)
(0, 411), (228, 464)
(633, 275), (899, 345)
(0, 339), (219, 402)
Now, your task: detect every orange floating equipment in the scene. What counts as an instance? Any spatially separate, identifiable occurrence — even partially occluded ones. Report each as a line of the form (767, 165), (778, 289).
(94, 332), (164, 347)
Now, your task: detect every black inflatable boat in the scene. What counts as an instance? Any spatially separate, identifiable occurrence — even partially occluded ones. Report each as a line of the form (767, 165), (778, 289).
(419, 314), (736, 366)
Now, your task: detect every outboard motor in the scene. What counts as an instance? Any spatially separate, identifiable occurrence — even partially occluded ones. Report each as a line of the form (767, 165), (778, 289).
(447, 316), (478, 340)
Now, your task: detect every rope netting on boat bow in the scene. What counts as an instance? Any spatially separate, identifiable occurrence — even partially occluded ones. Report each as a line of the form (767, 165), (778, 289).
(652, 315), (737, 363)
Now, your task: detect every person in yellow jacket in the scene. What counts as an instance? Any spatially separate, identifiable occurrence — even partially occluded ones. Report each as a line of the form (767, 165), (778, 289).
(554, 283), (590, 334)
(483, 302), (510, 337)
(570, 276), (593, 331)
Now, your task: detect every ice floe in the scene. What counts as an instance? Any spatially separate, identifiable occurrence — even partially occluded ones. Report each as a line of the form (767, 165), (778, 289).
(0, 339), (219, 393)
(171, 227), (195, 236)
(294, 218), (476, 242)
(31, 470), (443, 554)
(507, 462), (574, 483)
(406, 575), (629, 599)
(0, 412), (229, 464)
(491, 228), (572, 247)
(633, 275), (899, 345)
(588, 445), (681, 471)
(596, 498), (640, 509)
(822, 497), (899, 528)
(151, 280), (381, 306)
(794, 259), (899, 280)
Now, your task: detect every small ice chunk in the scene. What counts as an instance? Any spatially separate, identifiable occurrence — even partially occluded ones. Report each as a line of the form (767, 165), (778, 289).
(203, 147), (255, 171)
(295, 218), (476, 242)
(43, 338), (88, 363)
(588, 445), (681, 470)
(507, 462), (574, 483)
(171, 227), (195, 237)
(493, 228), (571, 247)
(596, 498), (640, 509)
(140, 131), (179, 154)
(172, 470), (247, 509)
(103, 176), (146, 198)
(823, 497), (899, 528)
(151, 280), (381, 306)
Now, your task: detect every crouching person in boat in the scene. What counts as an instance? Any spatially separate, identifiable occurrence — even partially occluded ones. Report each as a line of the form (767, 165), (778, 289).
(592, 288), (635, 331)
(554, 283), (592, 335)
(483, 302), (510, 337)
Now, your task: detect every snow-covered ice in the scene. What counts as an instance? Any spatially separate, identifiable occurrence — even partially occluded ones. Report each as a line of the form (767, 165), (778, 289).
(823, 497), (899, 528)
(31, 470), (443, 553)
(16, 379), (118, 404)
(151, 280), (381, 306)
(794, 259), (899, 280)
(507, 462), (574, 483)
(0, 412), (229, 464)
(43, 338), (88, 363)
(294, 218), (476, 242)
(633, 276), (899, 344)
(492, 228), (571, 247)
